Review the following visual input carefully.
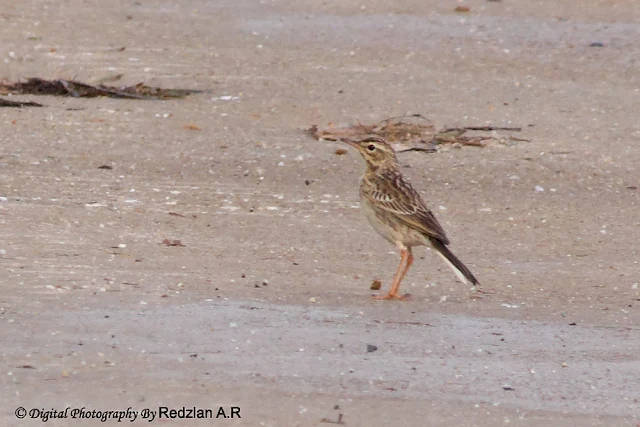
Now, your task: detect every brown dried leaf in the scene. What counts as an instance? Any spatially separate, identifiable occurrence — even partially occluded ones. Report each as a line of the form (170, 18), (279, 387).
(0, 78), (203, 100)
(184, 123), (202, 131)
(455, 6), (470, 13)
(0, 97), (42, 107)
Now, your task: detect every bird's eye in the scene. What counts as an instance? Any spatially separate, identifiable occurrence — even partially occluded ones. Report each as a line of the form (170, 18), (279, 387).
(367, 144), (376, 151)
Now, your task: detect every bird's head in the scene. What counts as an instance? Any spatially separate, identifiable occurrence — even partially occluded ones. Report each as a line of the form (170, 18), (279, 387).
(341, 136), (398, 170)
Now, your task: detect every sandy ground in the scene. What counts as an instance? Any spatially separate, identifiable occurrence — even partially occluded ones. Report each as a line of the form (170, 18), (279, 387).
(1, 0), (639, 425)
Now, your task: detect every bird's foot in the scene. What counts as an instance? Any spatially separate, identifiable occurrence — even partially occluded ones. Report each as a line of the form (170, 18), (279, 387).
(373, 293), (411, 301)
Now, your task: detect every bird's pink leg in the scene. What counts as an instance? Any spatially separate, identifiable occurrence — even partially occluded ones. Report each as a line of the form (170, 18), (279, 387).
(374, 248), (413, 300)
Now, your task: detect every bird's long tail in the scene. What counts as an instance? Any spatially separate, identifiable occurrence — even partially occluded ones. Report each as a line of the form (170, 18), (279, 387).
(429, 237), (479, 286)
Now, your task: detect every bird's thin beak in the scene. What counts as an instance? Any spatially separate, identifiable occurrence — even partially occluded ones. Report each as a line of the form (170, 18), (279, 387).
(340, 137), (359, 148)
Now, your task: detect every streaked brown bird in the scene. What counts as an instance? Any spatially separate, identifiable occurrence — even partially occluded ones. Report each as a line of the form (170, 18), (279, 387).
(342, 136), (479, 300)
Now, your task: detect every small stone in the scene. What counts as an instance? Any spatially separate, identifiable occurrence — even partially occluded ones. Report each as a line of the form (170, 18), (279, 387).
(370, 280), (382, 290)
(534, 186), (544, 192)
(366, 344), (378, 353)
(589, 42), (604, 47)
(118, 243), (127, 248)
(309, 297), (316, 302)
(561, 362), (568, 368)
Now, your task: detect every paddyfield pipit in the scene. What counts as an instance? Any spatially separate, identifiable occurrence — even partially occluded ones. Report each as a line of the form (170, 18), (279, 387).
(342, 136), (479, 300)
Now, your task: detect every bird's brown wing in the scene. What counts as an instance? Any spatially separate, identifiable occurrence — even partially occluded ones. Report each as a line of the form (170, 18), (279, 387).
(363, 171), (450, 244)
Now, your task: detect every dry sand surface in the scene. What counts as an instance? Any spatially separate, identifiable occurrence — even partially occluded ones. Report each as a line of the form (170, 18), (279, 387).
(1, 0), (639, 426)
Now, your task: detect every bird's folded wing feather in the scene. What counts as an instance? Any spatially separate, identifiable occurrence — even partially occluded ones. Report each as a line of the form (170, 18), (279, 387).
(364, 173), (450, 244)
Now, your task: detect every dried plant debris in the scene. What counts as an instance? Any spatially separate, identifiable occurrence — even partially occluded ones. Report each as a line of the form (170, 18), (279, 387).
(0, 97), (42, 108)
(308, 114), (527, 151)
(0, 78), (203, 100)
(320, 414), (345, 425)
(162, 238), (185, 247)
(310, 115), (435, 148)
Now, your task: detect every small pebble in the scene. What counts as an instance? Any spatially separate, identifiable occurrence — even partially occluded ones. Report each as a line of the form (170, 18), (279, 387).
(366, 344), (378, 353)
(561, 362), (568, 368)
(501, 303), (520, 308)
(534, 186), (544, 192)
